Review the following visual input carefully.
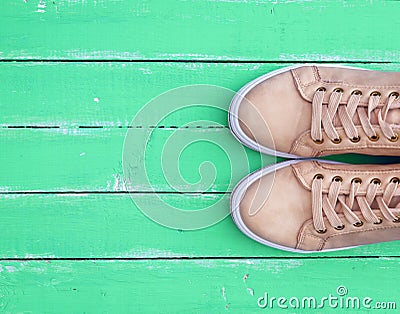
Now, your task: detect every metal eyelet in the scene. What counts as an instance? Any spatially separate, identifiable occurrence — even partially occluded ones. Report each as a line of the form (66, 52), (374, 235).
(350, 136), (361, 143)
(352, 90), (362, 96)
(317, 87), (326, 92)
(334, 88), (344, 93)
(370, 91), (381, 97)
(388, 132), (399, 142)
(334, 224), (345, 230)
(332, 176), (343, 182)
(390, 177), (400, 184)
(331, 137), (342, 144)
(313, 138), (324, 144)
(368, 133), (379, 142)
(389, 92), (399, 100)
(317, 228), (327, 234)
(370, 178), (381, 185)
(313, 174), (324, 180)
(353, 221), (363, 227)
(351, 177), (362, 184)
(393, 217), (400, 223)
(373, 217), (383, 224)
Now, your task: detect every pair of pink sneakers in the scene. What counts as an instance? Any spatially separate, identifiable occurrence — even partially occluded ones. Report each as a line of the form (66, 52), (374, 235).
(229, 65), (400, 252)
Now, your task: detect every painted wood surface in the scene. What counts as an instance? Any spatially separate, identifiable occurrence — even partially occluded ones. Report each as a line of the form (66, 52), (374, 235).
(3, 0), (400, 312)
(3, 127), (399, 194)
(0, 258), (399, 313)
(0, 128), (272, 192)
(1, 193), (400, 259)
(1, 62), (400, 127)
(1, 1), (400, 61)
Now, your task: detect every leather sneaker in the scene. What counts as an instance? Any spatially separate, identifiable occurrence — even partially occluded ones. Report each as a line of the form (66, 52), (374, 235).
(231, 160), (400, 252)
(229, 65), (400, 158)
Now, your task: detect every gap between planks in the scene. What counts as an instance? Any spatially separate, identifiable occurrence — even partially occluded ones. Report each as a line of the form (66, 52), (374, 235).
(2, 126), (229, 129)
(0, 256), (395, 261)
(0, 59), (395, 64)
(0, 191), (230, 195)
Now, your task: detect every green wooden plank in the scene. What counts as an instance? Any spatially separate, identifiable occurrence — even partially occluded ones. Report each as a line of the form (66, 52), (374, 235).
(0, 128), (273, 192)
(3, 127), (400, 194)
(1, 127), (399, 193)
(1, 193), (400, 258)
(0, 258), (399, 313)
(2, 62), (400, 127)
(1, 1), (400, 61)
(0, 61), (247, 127)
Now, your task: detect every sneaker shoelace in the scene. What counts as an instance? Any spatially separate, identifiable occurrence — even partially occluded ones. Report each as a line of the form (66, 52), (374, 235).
(311, 88), (400, 144)
(311, 174), (400, 233)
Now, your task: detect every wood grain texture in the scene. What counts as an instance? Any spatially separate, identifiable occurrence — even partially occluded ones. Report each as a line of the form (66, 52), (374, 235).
(2, 127), (399, 193)
(0, 258), (399, 313)
(1, 1), (400, 61)
(2, 62), (400, 127)
(3, 0), (400, 311)
(1, 193), (400, 259)
(0, 128), (274, 192)
(0, 61), (248, 127)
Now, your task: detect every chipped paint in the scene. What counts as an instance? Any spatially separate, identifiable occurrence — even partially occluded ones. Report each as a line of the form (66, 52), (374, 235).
(22, 254), (57, 259)
(112, 173), (127, 192)
(138, 67), (153, 75)
(5, 266), (17, 273)
(221, 287), (227, 301)
(116, 248), (179, 259)
(36, 0), (46, 13)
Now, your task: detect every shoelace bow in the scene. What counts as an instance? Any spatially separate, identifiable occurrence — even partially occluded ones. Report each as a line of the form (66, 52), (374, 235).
(311, 174), (400, 233)
(311, 88), (400, 144)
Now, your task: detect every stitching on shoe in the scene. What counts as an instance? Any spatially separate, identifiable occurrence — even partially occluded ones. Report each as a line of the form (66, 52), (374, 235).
(318, 81), (400, 88)
(296, 218), (325, 250)
(299, 217), (400, 251)
(289, 130), (319, 157)
(319, 146), (400, 155)
(317, 162), (400, 174)
(291, 68), (303, 88)
(324, 224), (400, 241)
(291, 164), (311, 188)
(291, 67), (320, 88)
(312, 66), (321, 81)
(292, 130), (400, 157)
(292, 66), (400, 89)
(314, 66), (400, 88)
(291, 162), (319, 192)
(291, 160), (400, 194)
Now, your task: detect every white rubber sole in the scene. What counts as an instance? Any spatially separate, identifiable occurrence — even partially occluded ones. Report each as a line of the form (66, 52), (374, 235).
(228, 63), (369, 158)
(230, 159), (357, 253)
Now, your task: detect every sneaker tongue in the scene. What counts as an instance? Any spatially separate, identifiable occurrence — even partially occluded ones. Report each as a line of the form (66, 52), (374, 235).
(389, 101), (400, 109)
(392, 207), (400, 216)
(332, 104), (400, 129)
(385, 106), (400, 125)
(392, 195), (400, 210)
(355, 105), (400, 126)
